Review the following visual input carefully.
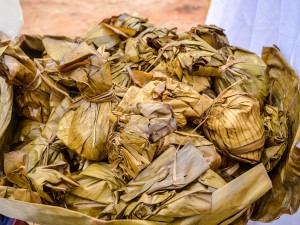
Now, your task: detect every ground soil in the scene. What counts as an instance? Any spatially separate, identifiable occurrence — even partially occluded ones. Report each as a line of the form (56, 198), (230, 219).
(20, 0), (210, 37)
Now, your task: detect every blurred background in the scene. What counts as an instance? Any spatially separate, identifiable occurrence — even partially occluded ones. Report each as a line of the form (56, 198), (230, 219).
(20, 0), (209, 37)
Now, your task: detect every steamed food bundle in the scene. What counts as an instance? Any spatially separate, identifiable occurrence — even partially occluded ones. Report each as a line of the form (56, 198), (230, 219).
(0, 13), (299, 225)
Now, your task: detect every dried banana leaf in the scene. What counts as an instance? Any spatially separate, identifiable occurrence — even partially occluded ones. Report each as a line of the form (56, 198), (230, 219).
(203, 89), (265, 164)
(66, 193), (110, 218)
(118, 144), (209, 203)
(115, 80), (164, 112)
(0, 198), (166, 225)
(162, 78), (214, 127)
(0, 186), (41, 203)
(109, 102), (176, 180)
(57, 99), (112, 161)
(122, 171), (226, 222)
(57, 43), (112, 100)
(81, 23), (121, 49)
(190, 25), (229, 49)
(116, 78), (214, 128)
(102, 13), (151, 36)
(251, 46), (300, 222)
(0, 40), (68, 123)
(261, 104), (288, 171)
(160, 130), (221, 170)
(70, 162), (125, 205)
(16, 34), (45, 59)
(27, 163), (79, 204)
(0, 76), (13, 172)
(214, 46), (268, 108)
(149, 37), (224, 92)
(13, 119), (44, 144)
(3, 96), (72, 189)
(172, 164), (272, 225)
(123, 182), (213, 222)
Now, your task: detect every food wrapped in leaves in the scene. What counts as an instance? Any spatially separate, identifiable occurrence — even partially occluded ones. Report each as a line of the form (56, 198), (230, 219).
(57, 99), (112, 161)
(0, 76), (14, 172)
(122, 170), (226, 222)
(203, 89), (265, 163)
(214, 46), (268, 108)
(27, 163), (79, 204)
(109, 102), (176, 180)
(251, 46), (300, 222)
(190, 25), (229, 49)
(69, 162), (125, 211)
(0, 40), (68, 123)
(261, 104), (288, 171)
(149, 36), (225, 92)
(0, 186), (41, 204)
(159, 130), (221, 171)
(13, 119), (44, 144)
(123, 182), (213, 222)
(173, 164), (272, 225)
(116, 78), (214, 128)
(118, 144), (209, 203)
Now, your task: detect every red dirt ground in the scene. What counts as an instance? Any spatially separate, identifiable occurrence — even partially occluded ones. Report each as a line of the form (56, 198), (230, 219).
(20, 0), (210, 37)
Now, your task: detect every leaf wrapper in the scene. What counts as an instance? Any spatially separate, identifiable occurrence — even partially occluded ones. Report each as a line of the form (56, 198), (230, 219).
(214, 46), (268, 108)
(109, 102), (176, 180)
(204, 89), (265, 163)
(251, 46), (300, 222)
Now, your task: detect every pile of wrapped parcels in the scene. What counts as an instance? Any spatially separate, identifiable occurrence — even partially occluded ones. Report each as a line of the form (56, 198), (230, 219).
(0, 14), (299, 225)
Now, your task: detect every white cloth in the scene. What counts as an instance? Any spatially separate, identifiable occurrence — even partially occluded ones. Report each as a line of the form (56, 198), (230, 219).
(0, 0), (23, 39)
(206, 1), (300, 224)
(206, 0), (300, 76)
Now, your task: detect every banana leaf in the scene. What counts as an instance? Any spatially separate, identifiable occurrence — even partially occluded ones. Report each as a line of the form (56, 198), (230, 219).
(149, 38), (224, 92)
(122, 171), (226, 222)
(116, 78), (214, 128)
(3, 97), (72, 190)
(159, 130), (221, 171)
(0, 186), (41, 203)
(57, 99), (112, 161)
(102, 13), (151, 36)
(115, 80), (164, 112)
(70, 162), (125, 207)
(0, 76), (13, 172)
(190, 25), (229, 49)
(27, 163), (79, 204)
(109, 102), (176, 180)
(12, 119), (44, 144)
(81, 23), (121, 49)
(214, 46), (268, 108)
(15, 34), (45, 59)
(123, 182), (213, 222)
(118, 144), (209, 203)
(0, 198), (166, 225)
(251, 46), (300, 222)
(0, 40), (68, 122)
(43, 36), (112, 100)
(203, 89), (265, 164)
(66, 193), (109, 218)
(261, 104), (288, 171)
(172, 164), (272, 225)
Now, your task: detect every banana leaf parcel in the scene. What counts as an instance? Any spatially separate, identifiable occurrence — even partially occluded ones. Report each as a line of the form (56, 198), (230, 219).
(203, 89), (265, 164)
(250, 46), (300, 222)
(214, 46), (269, 108)
(108, 102), (176, 180)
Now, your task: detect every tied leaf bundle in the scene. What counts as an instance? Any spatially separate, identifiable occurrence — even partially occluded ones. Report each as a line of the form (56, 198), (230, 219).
(109, 102), (176, 180)
(214, 46), (269, 108)
(203, 89), (265, 164)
